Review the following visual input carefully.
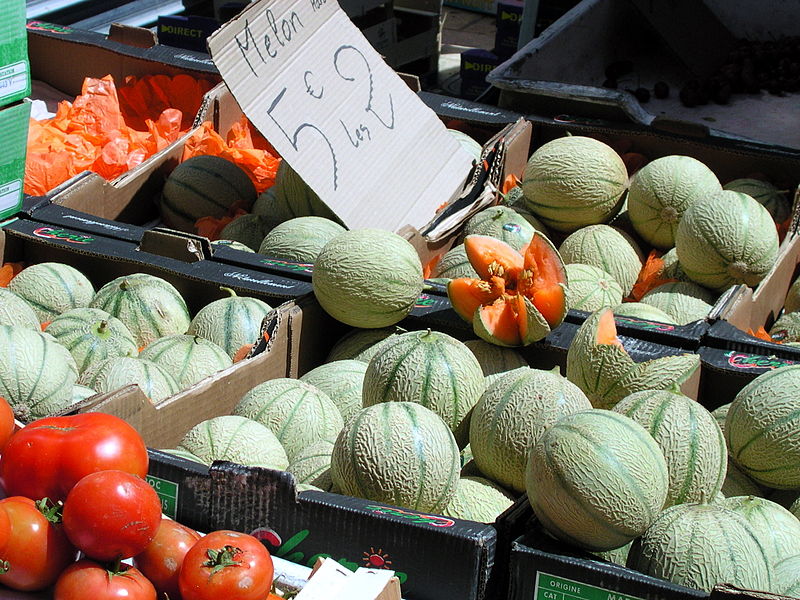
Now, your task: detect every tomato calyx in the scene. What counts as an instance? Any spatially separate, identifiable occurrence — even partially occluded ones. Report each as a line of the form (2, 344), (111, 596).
(0, 559), (9, 575)
(203, 545), (243, 575)
(35, 498), (64, 525)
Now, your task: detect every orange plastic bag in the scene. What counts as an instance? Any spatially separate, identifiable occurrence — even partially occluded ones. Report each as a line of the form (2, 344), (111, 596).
(0, 263), (23, 287)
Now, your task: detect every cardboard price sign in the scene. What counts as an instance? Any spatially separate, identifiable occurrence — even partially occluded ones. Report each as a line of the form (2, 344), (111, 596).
(208, 0), (474, 232)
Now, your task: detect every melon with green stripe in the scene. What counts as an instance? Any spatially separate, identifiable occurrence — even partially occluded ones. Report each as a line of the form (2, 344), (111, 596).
(160, 155), (258, 233)
(431, 244), (478, 280)
(234, 378), (343, 461)
(0, 325), (78, 420)
(362, 329), (485, 448)
(725, 365), (800, 489)
(769, 311), (800, 343)
(443, 476), (515, 522)
(628, 502), (773, 592)
(177, 415), (289, 470)
(287, 439), (334, 491)
(521, 136), (628, 233)
(660, 248), (690, 281)
(458, 205), (547, 251)
(613, 389), (727, 507)
(325, 327), (400, 363)
(712, 403), (764, 497)
(784, 274), (800, 314)
(612, 302), (676, 324)
(71, 384), (96, 406)
(723, 496), (800, 571)
(774, 555), (800, 597)
(470, 366), (590, 492)
(78, 356), (179, 403)
(90, 274), (191, 349)
(139, 334), (232, 389)
(267, 161), (343, 224)
(640, 281), (715, 325)
(564, 264), (623, 312)
(258, 216), (346, 263)
(591, 541), (632, 566)
(218, 214), (274, 251)
(448, 129), (482, 160)
(299, 360), (367, 424)
(211, 239), (256, 253)
(526, 409), (669, 551)
(330, 402), (460, 512)
(676, 190), (779, 292)
(8, 262), (95, 323)
(0, 287), (39, 330)
(463, 339), (528, 386)
(723, 178), (791, 224)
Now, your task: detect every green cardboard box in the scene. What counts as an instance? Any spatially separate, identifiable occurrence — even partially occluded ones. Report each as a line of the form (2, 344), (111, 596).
(0, 101), (30, 221)
(0, 0), (30, 108)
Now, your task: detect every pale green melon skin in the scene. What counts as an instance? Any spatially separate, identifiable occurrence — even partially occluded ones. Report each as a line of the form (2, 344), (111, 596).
(526, 409), (669, 551)
(0, 288), (39, 330)
(726, 365), (800, 489)
(724, 178), (790, 224)
(71, 384), (96, 406)
(160, 447), (203, 463)
(640, 282), (715, 325)
(45, 307), (138, 374)
(140, 334), (232, 389)
(270, 161), (343, 224)
(312, 229), (424, 328)
(234, 378), (344, 461)
(723, 496), (800, 569)
(592, 541), (632, 566)
(463, 339), (528, 386)
(774, 554), (800, 597)
(628, 503), (773, 593)
(78, 356), (179, 403)
(443, 476), (515, 523)
(258, 216), (346, 263)
(613, 389), (727, 507)
(178, 415), (288, 470)
(432, 244), (478, 280)
(218, 214), (273, 251)
(676, 190), (779, 292)
(628, 155), (722, 249)
(564, 264), (623, 312)
(448, 129), (482, 161)
(330, 402), (460, 513)
(363, 330), (484, 448)
(325, 328), (400, 363)
(9, 262), (95, 322)
(660, 248), (690, 282)
(90, 274), (191, 348)
(459, 205), (545, 251)
(791, 497), (800, 518)
(299, 360), (367, 424)
(521, 136), (628, 233)
(470, 367), (591, 493)
(785, 276), (800, 314)
(722, 459), (763, 498)
(212, 239), (256, 253)
(558, 225), (643, 296)
(188, 291), (272, 358)
(0, 325), (78, 420)
(612, 302), (677, 325)
(712, 403), (730, 433)
(287, 439), (334, 491)
(769, 311), (800, 343)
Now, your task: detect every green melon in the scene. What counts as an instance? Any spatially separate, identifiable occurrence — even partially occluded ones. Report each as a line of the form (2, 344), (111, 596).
(448, 129), (482, 161)
(785, 275), (800, 314)
(458, 205), (545, 251)
(558, 225), (643, 296)
(791, 497), (800, 519)
(628, 502), (773, 592)
(613, 389), (727, 506)
(463, 339), (528, 386)
(640, 281), (715, 325)
(712, 403), (730, 433)
(722, 459), (763, 498)
(443, 476), (515, 522)
(431, 244), (478, 280)
(8, 262), (94, 323)
(676, 190), (779, 292)
(211, 239), (256, 253)
(564, 264), (624, 312)
(628, 155), (722, 249)
(330, 402), (460, 512)
(723, 178), (791, 224)
(160, 155), (257, 233)
(45, 307), (138, 374)
(521, 136), (628, 233)
(218, 214), (273, 251)
(299, 360), (367, 424)
(234, 378), (344, 461)
(325, 327), (401, 363)
(526, 409), (669, 551)
(287, 439), (334, 491)
(769, 311), (800, 343)
(591, 541), (632, 566)
(187, 288), (272, 358)
(312, 229), (424, 328)
(470, 367), (591, 493)
(725, 365), (800, 489)
(460, 442), (474, 467)
(461, 458), (482, 478)
(269, 161), (342, 224)
(90, 274), (191, 349)
(0, 288), (39, 330)
(258, 216), (346, 263)
(362, 330), (485, 447)
(660, 248), (690, 282)
(71, 384), (96, 406)
(774, 554), (800, 597)
(0, 325), (77, 419)
(139, 334), (232, 389)
(159, 447), (203, 463)
(723, 496), (800, 568)
(177, 415), (288, 470)
(78, 356), (179, 403)
(612, 302), (677, 324)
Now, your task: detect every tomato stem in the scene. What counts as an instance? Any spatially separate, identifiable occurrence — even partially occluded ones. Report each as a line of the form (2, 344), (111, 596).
(35, 498), (64, 524)
(203, 545), (242, 575)
(0, 559), (9, 574)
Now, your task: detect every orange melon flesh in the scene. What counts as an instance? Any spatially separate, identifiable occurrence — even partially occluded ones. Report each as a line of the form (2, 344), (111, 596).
(448, 277), (503, 321)
(522, 235), (567, 326)
(477, 300), (522, 346)
(464, 235), (524, 283)
(596, 309), (624, 348)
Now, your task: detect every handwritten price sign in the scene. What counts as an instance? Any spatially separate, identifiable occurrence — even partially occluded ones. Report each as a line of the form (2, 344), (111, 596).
(208, 0), (474, 232)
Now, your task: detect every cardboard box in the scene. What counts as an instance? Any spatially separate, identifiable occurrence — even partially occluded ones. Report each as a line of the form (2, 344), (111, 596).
(0, 0), (30, 109)
(0, 101), (30, 222)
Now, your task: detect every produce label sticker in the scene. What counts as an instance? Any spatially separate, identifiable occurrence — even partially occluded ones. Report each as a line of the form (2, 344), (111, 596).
(535, 572), (644, 600)
(207, 0), (473, 233)
(146, 475), (179, 519)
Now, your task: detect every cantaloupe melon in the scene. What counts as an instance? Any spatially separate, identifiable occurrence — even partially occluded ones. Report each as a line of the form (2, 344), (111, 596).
(178, 415), (288, 470)
(330, 402), (460, 512)
(564, 264), (623, 312)
(211, 239), (256, 253)
(591, 541), (632, 566)
(269, 161), (342, 224)
(217, 214), (273, 251)
(660, 248), (689, 281)
(71, 384), (96, 406)
(521, 136), (628, 232)
(712, 403), (730, 432)
(628, 155), (721, 249)
(78, 356), (179, 403)
(443, 476), (515, 522)
(0, 287), (41, 330)
(258, 216), (346, 263)
(448, 129), (482, 161)
(526, 409), (669, 551)
(769, 311), (800, 343)
(287, 439), (334, 491)
(640, 281), (715, 325)
(463, 339), (528, 386)
(431, 244), (479, 280)
(725, 365), (800, 489)
(785, 275), (800, 314)
(724, 178), (790, 224)
(774, 554), (800, 597)
(299, 360), (366, 424)
(612, 302), (676, 324)
(722, 459), (763, 498)
(676, 190), (779, 292)
(140, 334), (232, 389)
(9, 262), (94, 322)
(459, 205), (544, 251)
(362, 330), (485, 447)
(628, 502), (773, 592)
(723, 495), (800, 568)
(325, 327), (400, 363)
(791, 497), (800, 518)
(470, 367), (591, 493)
(313, 229), (424, 328)
(613, 389), (727, 506)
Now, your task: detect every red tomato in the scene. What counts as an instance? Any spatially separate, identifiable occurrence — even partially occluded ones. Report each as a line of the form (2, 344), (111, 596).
(54, 559), (156, 600)
(0, 496), (77, 591)
(63, 470), (162, 561)
(133, 518), (201, 599)
(0, 397), (15, 452)
(0, 412), (148, 502)
(178, 530), (275, 600)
